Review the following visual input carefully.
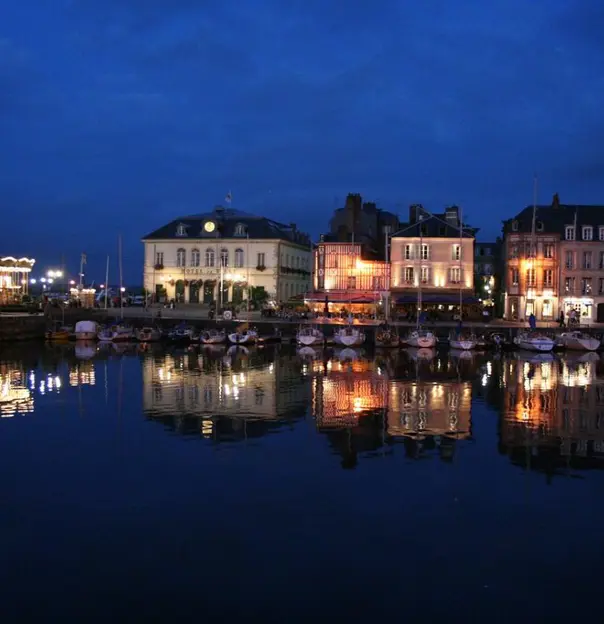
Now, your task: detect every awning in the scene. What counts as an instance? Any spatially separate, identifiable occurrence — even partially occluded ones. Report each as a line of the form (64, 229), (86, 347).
(395, 293), (479, 305)
(304, 291), (380, 304)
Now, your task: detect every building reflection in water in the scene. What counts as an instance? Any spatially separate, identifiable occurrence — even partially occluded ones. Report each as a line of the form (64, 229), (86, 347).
(498, 353), (604, 478)
(310, 350), (473, 467)
(142, 347), (311, 440)
(0, 363), (34, 417)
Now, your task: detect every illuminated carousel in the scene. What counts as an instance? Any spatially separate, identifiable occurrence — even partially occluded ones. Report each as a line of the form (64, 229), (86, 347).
(0, 256), (35, 304)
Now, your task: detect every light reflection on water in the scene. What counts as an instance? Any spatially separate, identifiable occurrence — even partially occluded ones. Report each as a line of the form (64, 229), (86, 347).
(2, 342), (604, 619)
(2, 342), (603, 473)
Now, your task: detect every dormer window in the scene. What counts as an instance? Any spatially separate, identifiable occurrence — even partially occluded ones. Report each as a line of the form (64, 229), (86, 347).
(582, 226), (593, 241)
(565, 226), (575, 241)
(234, 223), (247, 237)
(512, 220), (518, 231)
(536, 221), (544, 232)
(176, 223), (188, 237)
(599, 226), (604, 241)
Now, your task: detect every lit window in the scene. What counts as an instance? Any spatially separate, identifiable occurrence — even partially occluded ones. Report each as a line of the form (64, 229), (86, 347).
(205, 248), (215, 267)
(449, 267), (461, 283)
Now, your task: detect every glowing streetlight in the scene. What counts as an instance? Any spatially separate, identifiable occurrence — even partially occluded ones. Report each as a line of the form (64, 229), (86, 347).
(30, 279), (37, 284)
(40, 277), (46, 283)
(48, 278), (54, 284)
(100, 284), (105, 288)
(69, 280), (76, 285)
(120, 287), (126, 293)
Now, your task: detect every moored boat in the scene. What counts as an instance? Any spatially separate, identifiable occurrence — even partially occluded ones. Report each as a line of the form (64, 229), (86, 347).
(514, 331), (555, 352)
(556, 330), (600, 352)
(227, 327), (258, 345)
(199, 328), (226, 344)
(137, 326), (162, 342)
(375, 325), (400, 348)
(448, 331), (476, 350)
(401, 329), (437, 349)
(168, 324), (196, 343)
(75, 320), (98, 341)
(97, 324), (135, 343)
(333, 324), (365, 347)
(296, 325), (324, 346)
(45, 324), (72, 342)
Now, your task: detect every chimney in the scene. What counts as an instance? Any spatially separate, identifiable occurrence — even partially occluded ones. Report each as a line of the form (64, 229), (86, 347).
(552, 193), (560, 209)
(409, 204), (423, 224)
(445, 206), (459, 227)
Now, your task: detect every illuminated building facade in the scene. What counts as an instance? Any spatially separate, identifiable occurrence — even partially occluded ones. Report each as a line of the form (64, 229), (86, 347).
(0, 256), (35, 304)
(502, 194), (604, 322)
(390, 205), (478, 315)
(142, 207), (312, 305)
(308, 240), (390, 314)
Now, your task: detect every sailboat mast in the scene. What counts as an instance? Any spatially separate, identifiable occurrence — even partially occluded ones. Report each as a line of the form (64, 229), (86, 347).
(417, 215), (422, 329)
(118, 234), (124, 320)
(459, 207), (463, 320)
(104, 255), (109, 311)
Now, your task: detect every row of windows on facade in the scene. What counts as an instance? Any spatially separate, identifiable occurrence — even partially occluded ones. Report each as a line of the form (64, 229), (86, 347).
(155, 249), (309, 270)
(510, 243), (604, 261)
(401, 244), (464, 261)
(509, 269), (604, 293)
(400, 267), (464, 284)
(511, 222), (604, 241)
(563, 250), (604, 270)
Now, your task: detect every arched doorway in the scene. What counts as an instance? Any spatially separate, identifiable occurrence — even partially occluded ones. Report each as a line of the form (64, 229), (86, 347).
(175, 280), (185, 303)
(232, 283), (244, 305)
(189, 280), (201, 303)
(203, 281), (215, 304)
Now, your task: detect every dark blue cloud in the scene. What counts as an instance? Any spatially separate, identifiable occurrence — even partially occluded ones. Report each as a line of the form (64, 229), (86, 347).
(1, 0), (603, 281)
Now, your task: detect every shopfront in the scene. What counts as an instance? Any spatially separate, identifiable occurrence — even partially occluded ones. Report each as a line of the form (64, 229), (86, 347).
(562, 297), (594, 324)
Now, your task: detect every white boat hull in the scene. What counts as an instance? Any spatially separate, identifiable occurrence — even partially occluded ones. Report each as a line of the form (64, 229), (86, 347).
(297, 333), (324, 346)
(449, 339), (476, 350)
(558, 335), (600, 351)
(228, 331), (257, 345)
(404, 334), (437, 349)
(516, 338), (555, 352)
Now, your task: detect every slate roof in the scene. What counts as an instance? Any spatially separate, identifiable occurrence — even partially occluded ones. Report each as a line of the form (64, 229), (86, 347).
(392, 212), (478, 239)
(142, 206), (311, 246)
(502, 203), (604, 236)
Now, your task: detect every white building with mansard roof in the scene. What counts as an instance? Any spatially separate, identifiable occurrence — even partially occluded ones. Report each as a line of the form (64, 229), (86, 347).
(142, 206), (312, 305)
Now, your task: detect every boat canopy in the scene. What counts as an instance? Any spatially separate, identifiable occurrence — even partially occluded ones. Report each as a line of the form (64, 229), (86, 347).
(75, 320), (98, 332)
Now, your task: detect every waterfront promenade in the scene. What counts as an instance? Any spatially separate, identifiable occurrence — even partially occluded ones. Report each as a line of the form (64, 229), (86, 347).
(105, 306), (604, 330)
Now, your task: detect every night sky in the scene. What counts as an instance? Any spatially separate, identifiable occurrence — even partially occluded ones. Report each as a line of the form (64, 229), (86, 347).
(2, 1), (603, 283)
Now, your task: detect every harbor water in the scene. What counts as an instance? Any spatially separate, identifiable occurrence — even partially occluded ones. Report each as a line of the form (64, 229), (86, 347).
(1, 342), (603, 621)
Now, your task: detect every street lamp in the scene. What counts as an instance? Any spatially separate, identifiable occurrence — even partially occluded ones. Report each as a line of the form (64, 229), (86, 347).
(69, 280), (76, 286)
(120, 287), (126, 293)
(30, 279), (37, 285)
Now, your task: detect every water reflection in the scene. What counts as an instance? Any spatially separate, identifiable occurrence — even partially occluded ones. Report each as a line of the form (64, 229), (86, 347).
(1, 343), (604, 475)
(498, 353), (604, 477)
(143, 346), (311, 440)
